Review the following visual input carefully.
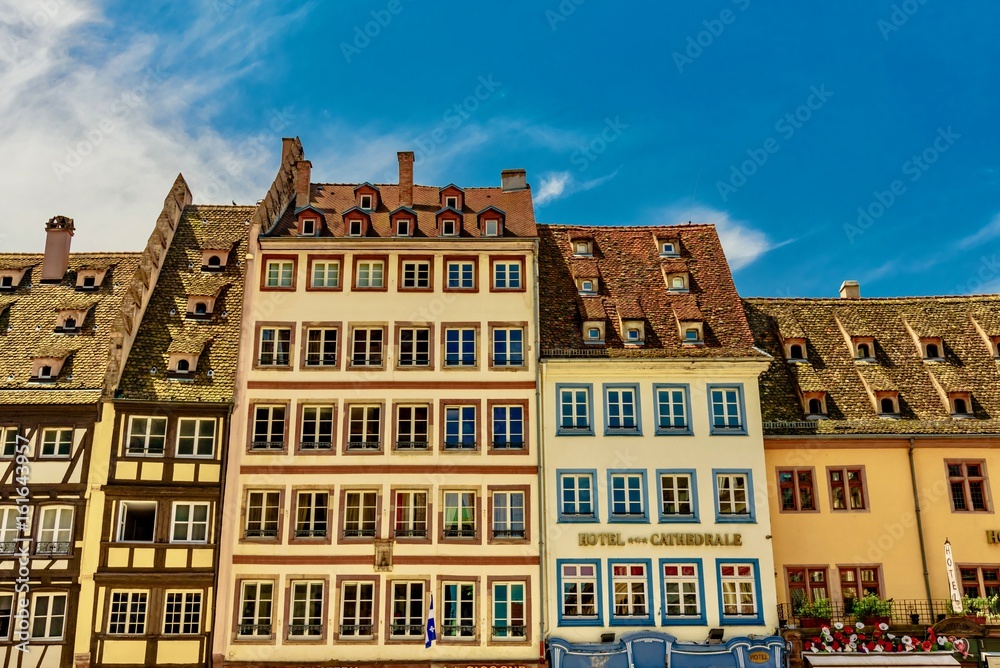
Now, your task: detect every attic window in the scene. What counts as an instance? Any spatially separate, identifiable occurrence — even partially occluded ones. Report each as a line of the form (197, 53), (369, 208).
(790, 345), (804, 359)
(301, 219), (317, 236)
(484, 219), (500, 237)
(194, 303), (207, 314)
(920, 338), (943, 361)
(684, 329), (700, 342)
(40, 365), (53, 379)
(442, 220), (458, 236)
(876, 392), (899, 417)
(349, 220), (363, 237)
(852, 337), (875, 361)
(808, 398), (823, 415)
(784, 339), (807, 362)
(583, 321), (605, 345)
(680, 321), (704, 345)
(623, 321), (645, 345)
(0, 276), (11, 288)
(949, 392), (972, 418)
(30, 357), (66, 382)
(186, 293), (218, 320)
(803, 391), (827, 418)
(660, 241), (679, 257)
(201, 250), (230, 272)
(578, 278), (597, 295)
(167, 352), (202, 378)
(83, 276), (96, 287)
(176, 359), (190, 373)
(55, 309), (87, 333)
(446, 196), (458, 209)
(360, 195), (373, 210)
(573, 240), (592, 256)
(396, 219), (411, 237)
(667, 274), (689, 292)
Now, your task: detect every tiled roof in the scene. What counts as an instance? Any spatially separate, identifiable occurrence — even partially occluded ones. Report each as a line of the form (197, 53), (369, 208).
(744, 295), (1000, 434)
(0, 253), (141, 404)
(117, 205), (253, 403)
(266, 183), (536, 238)
(538, 224), (761, 358)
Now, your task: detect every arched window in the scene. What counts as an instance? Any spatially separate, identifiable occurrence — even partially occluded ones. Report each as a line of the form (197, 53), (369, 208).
(195, 302), (208, 314)
(63, 317), (76, 330)
(208, 255), (221, 267)
(176, 359), (190, 372)
(790, 344), (804, 360)
(954, 398), (968, 415)
(925, 343), (939, 359)
(857, 343), (870, 359)
(808, 398), (822, 415)
(671, 276), (685, 288)
(880, 397), (895, 414)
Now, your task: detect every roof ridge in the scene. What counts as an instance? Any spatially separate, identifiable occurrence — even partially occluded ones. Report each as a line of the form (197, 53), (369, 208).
(746, 295), (1000, 303)
(311, 182), (508, 191)
(538, 223), (716, 231)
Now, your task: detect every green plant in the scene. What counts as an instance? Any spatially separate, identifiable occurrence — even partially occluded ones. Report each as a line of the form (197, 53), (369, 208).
(800, 598), (833, 619)
(988, 594), (1000, 616)
(962, 595), (989, 616)
(791, 589), (808, 615)
(852, 593), (892, 618)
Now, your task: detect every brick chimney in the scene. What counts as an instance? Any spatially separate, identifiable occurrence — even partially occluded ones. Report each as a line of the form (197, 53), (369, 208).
(42, 216), (75, 283)
(501, 169), (527, 192)
(294, 160), (311, 209)
(839, 280), (860, 299)
(398, 151), (414, 207)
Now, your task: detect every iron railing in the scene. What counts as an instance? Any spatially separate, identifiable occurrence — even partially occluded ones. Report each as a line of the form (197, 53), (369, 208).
(777, 599), (989, 628)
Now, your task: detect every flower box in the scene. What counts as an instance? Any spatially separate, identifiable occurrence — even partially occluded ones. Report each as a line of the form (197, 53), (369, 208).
(800, 617), (832, 628)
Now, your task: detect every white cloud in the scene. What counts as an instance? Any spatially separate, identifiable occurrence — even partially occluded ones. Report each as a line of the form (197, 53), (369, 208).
(534, 168), (620, 206)
(659, 204), (783, 271)
(956, 212), (1000, 250)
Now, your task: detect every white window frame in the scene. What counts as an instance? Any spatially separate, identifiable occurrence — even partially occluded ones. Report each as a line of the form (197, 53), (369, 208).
(343, 491), (378, 538)
(258, 327), (291, 366)
(1, 427), (20, 458)
(300, 405), (335, 450)
(347, 405), (381, 450)
(444, 327), (477, 367)
(559, 387), (591, 432)
(710, 386), (744, 432)
(245, 491), (280, 538)
(559, 473), (595, 518)
(394, 491), (427, 537)
(660, 473), (694, 517)
(720, 563), (758, 618)
(305, 328), (338, 367)
(442, 219), (458, 236)
(289, 581), (324, 637)
(484, 219), (500, 236)
(491, 491), (525, 539)
(561, 563), (598, 619)
(0, 592), (13, 641)
(445, 196), (458, 209)
(301, 218), (316, 236)
(663, 563), (701, 618)
(37, 506), (73, 555)
(491, 582), (526, 639)
(443, 491), (477, 538)
(40, 428), (73, 458)
(390, 581), (424, 638)
(446, 261), (475, 289)
(116, 500), (157, 543)
(611, 563), (648, 619)
(176, 418), (215, 458)
(265, 260), (294, 288)
(30, 593), (67, 640)
(126, 417), (166, 457)
(606, 387), (639, 432)
(251, 405), (285, 449)
(493, 261), (522, 289)
(311, 260), (341, 288)
(442, 582), (476, 638)
(401, 261), (430, 288)
(163, 591), (202, 635)
(609, 473), (645, 519)
(656, 386), (688, 431)
(351, 328), (383, 367)
(170, 502), (210, 543)
(360, 195), (373, 210)
(398, 328), (430, 367)
(0, 507), (19, 552)
(396, 219), (411, 237)
(238, 581), (273, 637)
(716, 473), (750, 517)
(294, 492), (329, 539)
(356, 261), (384, 288)
(108, 590), (148, 635)
(349, 219), (363, 236)
(443, 405), (476, 449)
(492, 327), (524, 367)
(491, 404), (524, 449)
(395, 405), (429, 449)
(339, 581), (374, 637)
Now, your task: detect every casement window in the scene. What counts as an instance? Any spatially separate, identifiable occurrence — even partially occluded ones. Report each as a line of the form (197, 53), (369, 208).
(0, 508), (17, 554)
(311, 260), (340, 288)
(351, 328), (383, 367)
(116, 501), (157, 543)
(238, 582), (273, 637)
(715, 472), (752, 520)
(560, 562), (598, 621)
(245, 491), (280, 538)
(839, 566), (882, 600)
(444, 328), (476, 366)
(251, 405), (286, 450)
(163, 591), (202, 635)
(442, 582), (476, 638)
(492, 491), (525, 539)
(177, 418), (216, 457)
(259, 327), (291, 366)
(126, 417), (166, 456)
(779, 469), (816, 511)
(558, 385), (593, 434)
(492, 405), (524, 449)
(349, 219), (364, 236)
(1, 427), (20, 457)
(445, 196), (458, 209)
(605, 385), (640, 434)
(30, 593), (67, 639)
(492, 261), (522, 290)
(339, 582), (374, 637)
(492, 582), (526, 639)
(446, 261), (475, 289)
(709, 386), (745, 434)
(442, 219), (458, 236)
(663, 562), (702, 620)
(390, 582), (425, 638)
(401, 261), (431, 289)
(170, 502), (209, 543)
(559, 472), (596, 520)
(36, 507), (73, 555)
(949, 461), (989, 511)
(360, 195), (374, 210)
(295, 492), (328, 538)
(484, 219), (500, 236)
(443, 405), (476, 450)
(40, 428), (73, 458)
(347, 405), (381, 451)
(492, 328), (524, 367)
(299, 406), (334, 451)
(443, 491), (476, 538)
(264, 260), (294, 288)
(305, 328), (338, 367)
(108, 591), (147, 635)
(829, 467), (866, 511)
(719, 562), (759, 621)
(355, 261), (384, 288)
(787, 568), (828, 604)
(610, 563), (649, 620)
(609, 472), (646, 521)
(300, 218), (317, 236)
(343, 491), (378, 538)
(959, 566), (1000, 597)
(398, 328), (431, 367)
(289, 582), (324, 637)
(395, 406), (429, 450)
(659, 472), (695, 520)
(0, 593), (13, 640)
(655, 385), (689, 433)
(394, 491), (428, 538)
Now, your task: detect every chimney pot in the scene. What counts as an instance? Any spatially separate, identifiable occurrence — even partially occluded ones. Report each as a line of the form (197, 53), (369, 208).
(398, 151), (414, 207)
(839, 280), (861, 299)
(42, 216), (75, 283)
(294, 160), (312, 209)
(501, 169), (527, 192)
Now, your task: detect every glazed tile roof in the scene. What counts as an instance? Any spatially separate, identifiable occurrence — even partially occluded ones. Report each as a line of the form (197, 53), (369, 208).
(538, 224), (762, 358)
(117, 205), (253, 403)
(744, 295), (1000, 434)
(266, 183), (536, 238)
(0, 253), (140, 405)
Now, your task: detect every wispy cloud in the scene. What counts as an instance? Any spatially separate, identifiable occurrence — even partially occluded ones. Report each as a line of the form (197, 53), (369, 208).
(659, 204), (787, 271)
(534, 168), (620, 206)
(956, 212), (1000, 250)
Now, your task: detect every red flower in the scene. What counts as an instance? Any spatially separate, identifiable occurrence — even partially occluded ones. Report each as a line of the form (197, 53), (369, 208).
(812, 637), (822, 644)
(804, 641), (812, 651)
(866, 642), (876, 652)
(873, 630), (882, 639)
(832, 642), (841, 650)
(921, 641), (934, 652)
(858, 634), (867, 641)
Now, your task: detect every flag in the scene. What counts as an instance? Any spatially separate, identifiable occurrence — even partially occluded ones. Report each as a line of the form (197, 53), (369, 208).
(945, 539), (962, 613)
(425, 594), (437, 648)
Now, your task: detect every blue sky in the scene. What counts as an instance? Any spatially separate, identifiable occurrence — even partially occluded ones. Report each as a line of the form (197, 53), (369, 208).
(1, 1), (997, 297)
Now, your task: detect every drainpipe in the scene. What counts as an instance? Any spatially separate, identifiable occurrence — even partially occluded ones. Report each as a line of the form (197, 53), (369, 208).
(532, 239), (550, 660)
(908, 436), (934, 612)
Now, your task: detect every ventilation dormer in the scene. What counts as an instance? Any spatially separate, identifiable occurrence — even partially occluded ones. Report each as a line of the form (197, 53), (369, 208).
(435, 207), (462, 237)
(0, 266), (32, 292)
(852, 336), (875, 362)
(75, 266), (109, 291)
(666, 272), (690, 293)
(30, 353), (68, 382)
(476, 206), (505, 237)
(657, 237), (680, 257)
(389, 206), (417, 237)
(800, 391), (827, 419)
(583, 320), (605, 345)
(784, 337), (808, 362)
(875, 390), (900, 417)
(354, 183), (380, 211)
(679, 320), (704, 346)
(294, 206), (325, 237)
(440, 184), (465, 211)
(920, 337), (944, 361)
(54, 305), (92, 334)
(342, 208), (372, 237)
(201, 247), (231, 272)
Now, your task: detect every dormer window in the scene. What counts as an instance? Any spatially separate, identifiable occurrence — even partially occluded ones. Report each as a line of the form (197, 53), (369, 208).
(679, 320), (704, 345)
(989, 336), (1000, 359)
(920, 337), (944, 361)
(784, 338), (807, 362)
(583, 320), (605, 345)
(360, 195), (373, 210)
(875, 391), (900, 417)
(0, 267), (29, 291)
(573, 240), (593, 256)
(622, 320), (645, 345)
(666, 273), (690, 292)
(83, 276), (95, 288)
(194, 303), (207, 315)
(75, 267), (109, 291)
(301, 219), (317, 236)
(176, 359), (190, 373)
(30, 355), (67, 382)
(484, 219), (500, 237)
(167, 350), (203, 378)
(852, 337), (875, 361)
(685, 329), (699, 342)
(186, 289), (221, 320)
(63, 317), (77, 330)
(206, 256), (222, 268)
(949, 392), (972, 418)
(577, 278), (597, 295)
(396, 220), (411, 237)
(659, 241), (679, 257)
(40, 365), (53, 379)
(349, 220), (363, 237)
(55, 308), (89, 333)
(200, 249), (230, 272)
(442, 220), (458, 236)
(0, 276), (11, 288)
(446, 196), (458, 209)
(803, 391), (827, 418)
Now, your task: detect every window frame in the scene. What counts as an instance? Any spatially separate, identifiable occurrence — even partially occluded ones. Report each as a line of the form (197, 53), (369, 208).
(440, 401), (479, 452)
(442, 324), (479, 369)
(341, 489), (381, 540)
(488, 577), (530, 643)
(443, 256), (479, 292)
(336, 577), (378, 641)
(489, 324), (526, 369)
(659, 558), (707, 626)
(827, 466), (869, 512)
(163, 590), (203, 635)
(348, 325), (387, 370)
(556, 383), (595, 436)
(557, 559), (603, 627)
(440, 489), (480, 543)
(35, 505), (73, 556)
(947, 460), (991, 513)
(386, 580), (426, 641)
(124, 417), (167, 458)
(490, 256), (526, 292)
(176, 417), (217, 458)
(30, 592), (68, 640)
(488, 485), (529, 543)
(260, 255), (297, 291)
(247, 402), (289, 453)
(607, 559), (654, 626)
(301, 323), (341, 370)
(487, 400), (528, 453)
(290, 489), (331, 543)
(107, 590), (149, 636)
(397, 255), (434, 292)
(395, 324), (433, 370)
(297, 404), (336, 453)
(777, 467), (819, 513)
(837, 564), (883, 600)
(656, 469), (699, 523)
(607, 470), (649, 523)
(115, 500), (158, 543)
(242, 489), (283, 541)
(712, 469), (756, 523)
(603, 383), (642, 436)
(306, 254), (344, 291)
(39, 427), (73, 459)
(557, 469), (599, 523)
(254, 323), (294, 369)
(439, 578), (479, 641)
(716, 559), (764, 625)
(707, 384), (748, 435)
(653, 383), (692, 436)
(286, 580), (326, 641)
(169, 501), (211, 544)
(391, 488), (430, 541)
(236, 579), (275, 640)
(0, 426), (22, 458)
(392, 402), (431, 451)
(343, 403), (384, 454)
(351, 255), (389, 291)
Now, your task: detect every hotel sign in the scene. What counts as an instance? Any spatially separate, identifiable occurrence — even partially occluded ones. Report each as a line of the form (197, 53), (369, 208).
(578, 532), (743, 547)
(987, 530), (1000, 544)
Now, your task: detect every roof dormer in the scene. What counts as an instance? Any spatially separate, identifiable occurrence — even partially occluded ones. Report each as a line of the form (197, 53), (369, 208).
(679, 320), (704, 346)
(656, 237), (680, 257)
(294, 206), (326, 237)
(0, 266), (32, 292)
(389, 206), (418, 237)
(576, 277), (598, 295)
(875, 390), (900, 417)
(342, 207), (372, 237)
(440, 184), (465, 211)
(666, 272), (690, 293)
(476, 206), (505, 237)
(201, 247), (231, 272)
(354, 183), (380, 211)
(784, 337), (808, 362)
(919, 336), (944, 362)
(571, 237), (594, 257)
(186, 287), (223, 321)
(802, 391), (828, 419)
(435, 207), (463, 237)
(620, 318), (645, 346)
(30, 353), (69, 383)
(75, 265), (110, 291)
(167, 335), (212, 379)
(851, 336), (876, 362)
(949, 391), (972, 418)
(54, 305), (93, 334)
(582, 320), (605, 345)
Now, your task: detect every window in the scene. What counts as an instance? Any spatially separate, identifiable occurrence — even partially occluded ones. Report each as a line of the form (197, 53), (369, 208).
(492, 491), (525, 539)
(442, 219), (458, 236)
(36, 507), (72, 555)
(659, 472), (696, 521)
(177, 418), (215, 457)
(258, 327), (291, 366)
(294, 492), (328, 538)
(573, 241), (592, 256)
(444, 405), (476, 449)
(492, 405), (524, 449)
(401, 261), (430, 288)
(355, 261), (384, 288)
(1, 427), (20, 457)
(347, 405), (381, 450)
(669, 275), (686, 290)
(789, 344), (804, 359)
(492, 327), (524, 367)
(396, 219), (411, 236)
(170, 503), (209, 543)
(265, 260), (294, 288)
(958, 566), (1000, 598)
(829, 467), (867, 511)
(117, 501), (156, 542)
(205, 256), (221, 270)
(953, 397), (970, 415)
(351, 328), (383, 367)
(305, 328), (338, 367)
(343, 491), (378, 538)
(586, 326), (603, 343)
(0, 508), (18, 553)
(925, 342), (941, 359)
(444, 328), (476, 366)
(660, 562), (703, 625)
(238, 582), (273, 637)
(245, 491), (280, 538)
(605, 385), (640, 434)
(442, 582), (476, 638)
(300, 406), (334, 450)
(949, 461), (989, 512)
(610, 562), (650, 621)
(289, 582), (324, 637)
(493, 261), (522, 289)
(560, 562), (599, 623)
(856, 341), (872, 359)
(779, 469), (816, 511)
(807, 397), (825, 416)
(40, 428), (73, 457)
(340, 582), (374, 637)
(398, 328), (430, 367)
(719, 562), (760, 623)
(484, 219), (500, 236)
(164, 592), (201, 635)
(349, 219), (363, 236)
(609, 472), (647, 521)
(251, 405), (286, 450)
(126, 418), (166, 456)
(661, 241), (676, 255)
(715, 471), (753, 521)
(301, 219), (316, 236)
(176, 358), (192, 372)
(360, 195), (373, 210)
(559, 472), (596, 521)
(492, 582), (526, 639)
(0, 276), (11, 288)
(390, 582), (424, 638)
(558, 385), (593, 434)
(579, 279), (596, 294)
(108, 591), (147, 635)
(31, 593), (67, 639)
(655, 385), (689, 434)
(394, 491), (427, 538)
(395, 405), (429, 450)
(709, 386), (745, 434)
(879, 396), (897, 414)
(0, 593), (12, 640)
(838, 566), (881, 601)
(443, 491), (476, 538)
(445, 196), (458, 209)
(446, 261), (475, 289)
(787, 568), (829, 605)
(311, 260), (340, 288)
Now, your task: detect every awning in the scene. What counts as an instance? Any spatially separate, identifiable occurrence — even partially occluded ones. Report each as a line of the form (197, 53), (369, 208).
(806, 654), (960, 668)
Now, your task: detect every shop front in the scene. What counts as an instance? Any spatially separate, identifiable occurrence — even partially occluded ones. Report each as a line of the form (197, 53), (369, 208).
(549, 631), (787, 668)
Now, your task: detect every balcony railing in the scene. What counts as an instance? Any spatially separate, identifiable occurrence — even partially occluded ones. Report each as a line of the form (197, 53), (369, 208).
(343, 528), (377, 538)
(299, 441), (333, 451)
(442, 624), (477, 637)
(390, 623), (424, 637)
(492, 624), (527, 638)
(492, 440), (524, 450)
(250, 441), (284, 451)
(444, 527), (476, 538)
(395, 440), (429, 450)
(493, 528), (526, 539)
(340, 624), (373, 637)
(294, 528), (327, 538)
(239, 623), (272, 636)
(35, 542), (70, 555)
(0, 541), (18, 555)
(443, 441), (477, 450)
(288, 623), (323, 637)
(346, 440), (380, 451)
(244, 528), (278, 538)
(395, 528), (427, 538)
(777, 599), (989, 628)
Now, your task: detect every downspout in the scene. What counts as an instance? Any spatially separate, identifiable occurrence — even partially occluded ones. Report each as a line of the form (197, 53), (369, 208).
(532, 239), (550, 661)
(908, 436), (933, 611)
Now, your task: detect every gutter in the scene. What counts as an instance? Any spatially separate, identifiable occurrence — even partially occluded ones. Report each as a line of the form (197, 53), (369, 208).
(908, 436), (934, 611)
(765, 432), (1000, 440)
